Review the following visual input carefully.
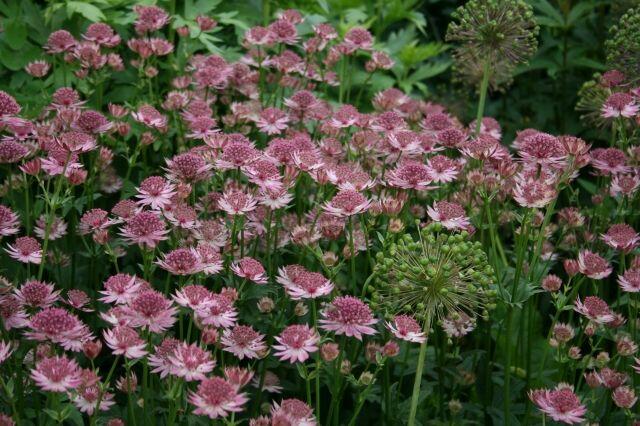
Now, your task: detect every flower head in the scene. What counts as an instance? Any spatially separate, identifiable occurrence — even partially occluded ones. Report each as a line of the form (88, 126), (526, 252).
(529, 384), (586, 424)
(168, 342), (216, 382)
(277, 265), (334, 299)
(319, 296), (377, 340)
(103, 326), (148, 359)
(273, 324), (320, 363)
(221, 325), (267, 360)
(386, 315), (426, 343)
(30, 355), (82, 392)
(188, 377), (248, 419)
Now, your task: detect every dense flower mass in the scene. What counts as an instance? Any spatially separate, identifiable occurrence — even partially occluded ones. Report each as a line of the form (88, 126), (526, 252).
(0, 3), (638, 425)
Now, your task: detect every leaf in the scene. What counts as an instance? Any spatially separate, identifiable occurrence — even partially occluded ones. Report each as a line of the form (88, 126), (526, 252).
(3, 18), (28, 49)
(566, 1), (600, 27)
(405, 60), (451, 84)
(532, 0), (565, 28)
(66, 1), (106, 22)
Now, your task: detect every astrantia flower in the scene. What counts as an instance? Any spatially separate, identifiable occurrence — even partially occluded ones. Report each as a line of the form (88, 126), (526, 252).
(242, 159), (283, 191)
(65, 289), (93, 312)
(426, 155), (459, 183)
(601, 92), (639, 118)
(45, 30), (76, 54)
(79, 208), (112, 235)
(512, 177), (557, 208)
(218, 190), (258, 216)
(99, 274), (141, 305)
(231, 257), (268, 284)
(323, 190), (371, 218)
(590, 148), (629, 175)
(372, 224), (494, 324)
(0, 295), (28, 330)
(125, 290), (177, 333)
(427, 201), (471, 231)
(168, 342), (216, 382)
(619, 269), (640, 292)
(221, 325), (267, 360)
(255, 107), (289, 135)
(612, 386), (637, 409)
(165, 152), (212, 182)
(386, 315), (426, 343)
(195, 293), (238, 328)
(148, 337), (180, 378)
(136, 176), (176, 210)
(601, 223), (640, 252)
(119, 211), (169, 248)
(103, 326), (148, 359)
(0, 140), (28, 163)
(73, 384), (115, 415)
(441, 312), (476, 338)
(273, 324), (320, 363)
(529, 384), (586, 424)
(518, 132), (566, 167)
(134, 5), (170, 33)
(271, 398), (317, 426)
(224, 366), (254, 389)
(386, 160), (435, 191)
(173, 284), (212, 310)
(574, 296), (615, 324)
(195, 243), (223, 275)
(14, 280), (60, 309)
(34, 215), (67, 241)
(156, 248), (202, 275)
(132, 104), (167, 128)
(276, 265), (334, 299)
(25, 307), (92, 351)
(188, 376), (248, 419)
(6, 236), (42, 264)
(577, 250), (612, 279)
(0, 205), (20, 236)
(319, 296), (377, 340)
(30, 355), (82, 392)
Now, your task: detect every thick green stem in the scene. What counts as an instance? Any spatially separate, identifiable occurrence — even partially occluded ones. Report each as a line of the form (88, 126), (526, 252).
(474, 60), (492, 138)
(407, 317), (431, 426)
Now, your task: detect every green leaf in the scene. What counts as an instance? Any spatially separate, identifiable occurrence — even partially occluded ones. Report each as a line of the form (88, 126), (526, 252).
(3, 18), (28, 49)
(66, 1), (106, 22)
(532, 0), (565, 28)
(405, 60), (451, 84)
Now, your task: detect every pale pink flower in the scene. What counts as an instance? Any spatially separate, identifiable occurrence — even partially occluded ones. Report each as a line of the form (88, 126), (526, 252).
(602, 92), (639, 118)
(132, 104), (167, 128)
(119, 211), (169, 248)
(427, 201), (471, 230)
(136, 176), (176, 210)
(30, 355), (82, 392)
(277, 265), (334, 300)
(103, 326), (148, 359)
(73, 384), (115, 415)
(156, 248), (203, 275)
(6, 236), (42, 264)
(218, 190), (258, 216)
(99, 274), (142, 305)
(79, 208), (113, 235)
(425, 155), (459, 183)
(195, 293), (238, 328)
(25, 307), (93, 351)
(148, 337), (180, 378)
(601, 224), (640, 252)
(221, 325), (267, 360)
(441, 312), (476, 338)
(188, 376), (249, 419)
(323, 190), (371, 218)
(231, 257), (268, 284)
(612, 386), (637, 408)
(518, 132), (566, 167)
(512, 177), (557, 208)
(195, 243), (224, 275)
(133, 5), (170, 33)
(319, 296), (377, 340)
(165, 152), (212, 182)
(224, 366), (254, 389)
(242, 159), (283, 190)
(252, 371), (283, 393)
(169, 342), (216, 382)
(574, 296), (615, 324)
(273, 324), (320, 363)
(124, 290), (177, 333)
(14, 280), (60, 309)
(173, 285), (213, 310)
(0, 295), (28, 330)
(34, 215), (67, 240)
(590, 148), (629, 175)
(386, 315), (426, 343)
(619, 269), (640, 292)
(577, 250), (612, 279)
(271, 398), (317, 425)
(255, 108), (289, 135)
(386, 160), (435, 191)
(529, 384), (586, 424)
(0, 205), (20, 236)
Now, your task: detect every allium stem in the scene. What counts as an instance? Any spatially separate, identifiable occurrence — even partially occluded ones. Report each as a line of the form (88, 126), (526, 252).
(407, 315), (431, 426)
(474, 60), (491, 138)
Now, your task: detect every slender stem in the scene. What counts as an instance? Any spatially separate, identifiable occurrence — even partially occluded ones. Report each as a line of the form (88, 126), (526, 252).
(474, 60), (492, 138)
(407, 316), (431, 426)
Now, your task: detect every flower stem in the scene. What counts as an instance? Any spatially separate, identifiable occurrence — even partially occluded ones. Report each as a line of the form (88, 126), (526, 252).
(407, 315), (431, 426)
(474, 60), (491, 138)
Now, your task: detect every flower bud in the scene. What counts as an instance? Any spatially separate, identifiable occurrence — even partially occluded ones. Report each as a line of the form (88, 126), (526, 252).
(83, 340), (102, 360)
(321, 343), (340, 362)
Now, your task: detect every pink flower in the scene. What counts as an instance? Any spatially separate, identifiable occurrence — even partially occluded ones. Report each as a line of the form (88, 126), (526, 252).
(136, 176), (176, 210)
(25, 307), (93, 351)
(0, 295), (28, 330)
(124, 290), (177, 333)
(119, 211), (169, 248)
(165, 152), (212, 182)
(619, 269), (640, 292)
(173, 285), (212, 310)
(34, 215), (67, 241)
(156, 248), (203, 275)
(132, 104), (167, 128)
(602, 92), (639, 118)
(103, 326), (148, 359)
(134, 5), (170, 33)
(271, 398), (317, 426)
(14, 280), (60, 309)
(529, 384), (586, 424)
(425, 155), (458, 183)
(386, 161), (435, 191)
(577, 250), (612, 279)
(518, 132), (566, 167)
(273, 324), (320, 363)
(574, 296), (615, 324)
(612, 386), (637, 408)
(231, 257), (268, 284)
(601, 224), (640, 252)
(169, 342), (216, 382)
(323, 190), (371, 218)
(256, 108), (289, 135)
(218, 190), (258, 216)
(6, 236), (42, 264)
(224, 366), (254, 389)
(221, 325), (267, 360)
(79, 208), (113, 235)
(512, 177), (557, 208)
(386, 315), (426, 343)
(442, 312), (476, 338)
(427, 201), (471, 230)
(242, 159), (283, 190)
(319, 296), (377, 340)
(188, 376), (249, 419)
(0, 140), (28, 164)
(195, 293), (238, 328)
(45, 30), (76, 54)
(99, 274), (142, 305)
(590, 148), (629, 175)
(343, 27), (373, 52)
(73, 384), (115, 415)
(0, 205), (20, 236)
(195, 243), (224, 275)
(277, 265), (334, 299)
(148, 337), (180, 378)
(0, 340), (15, 364)
(30, 355), (82, 392)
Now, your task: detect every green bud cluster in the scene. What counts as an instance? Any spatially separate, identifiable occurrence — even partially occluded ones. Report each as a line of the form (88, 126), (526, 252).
(371, 223), (496, 323)
(446, 0), (539, 90)
(606, 7), (640, 82)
